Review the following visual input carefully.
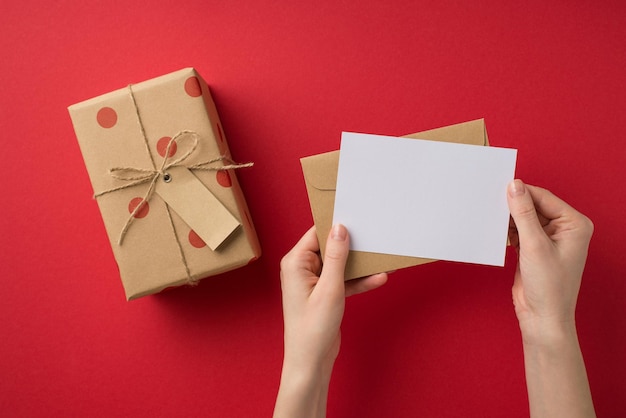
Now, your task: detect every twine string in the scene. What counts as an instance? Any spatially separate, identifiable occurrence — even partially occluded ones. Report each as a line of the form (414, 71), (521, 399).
(128, 84), (157, 170)
(94, 130), (253, 245)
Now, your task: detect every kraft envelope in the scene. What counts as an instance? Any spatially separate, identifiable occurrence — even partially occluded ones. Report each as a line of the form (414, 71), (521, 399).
(300, 119), (490, 279)
(333, 132), (517, 267)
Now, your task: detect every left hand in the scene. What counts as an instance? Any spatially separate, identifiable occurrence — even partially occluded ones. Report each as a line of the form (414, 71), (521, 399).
(279, 224), (388, 377)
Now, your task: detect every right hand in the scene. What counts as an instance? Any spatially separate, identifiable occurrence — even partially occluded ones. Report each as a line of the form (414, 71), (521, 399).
(506, 179), (594, 342)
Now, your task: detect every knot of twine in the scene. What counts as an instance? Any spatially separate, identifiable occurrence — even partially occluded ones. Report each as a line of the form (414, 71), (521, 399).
(94, 130), (253, 246)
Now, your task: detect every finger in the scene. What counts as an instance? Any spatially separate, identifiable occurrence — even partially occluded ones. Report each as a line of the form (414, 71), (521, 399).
(280, 226), (321, 280)
(317, 224), (350, 294)
(527, 185), (594, 242)
(536, 211), (551, 228)
(508, 211), (548, 249)
(507, 179), (548, 246)
(525, 184), (575, 222)
(345, 273), (388, 297)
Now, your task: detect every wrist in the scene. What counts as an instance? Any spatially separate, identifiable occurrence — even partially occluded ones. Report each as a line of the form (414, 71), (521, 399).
(274, 360), (328, 418)
(519, 316), (596, 418)
(278, 366), (323, 399)
(274, 359), (331, 413)
(518, 315), (578, 348)
(280, 355), (333, 388)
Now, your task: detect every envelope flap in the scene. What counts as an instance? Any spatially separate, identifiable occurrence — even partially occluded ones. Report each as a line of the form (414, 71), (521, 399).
(404, 118), (488, 145)
(300, 150), (339, 191)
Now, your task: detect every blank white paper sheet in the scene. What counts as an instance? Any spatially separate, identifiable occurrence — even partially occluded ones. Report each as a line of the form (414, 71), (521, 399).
(333, 132), (517, 266)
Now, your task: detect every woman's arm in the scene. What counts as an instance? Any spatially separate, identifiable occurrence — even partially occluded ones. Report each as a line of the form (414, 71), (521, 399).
(274, 225), (387, 418)
(507, 180), (596, 418)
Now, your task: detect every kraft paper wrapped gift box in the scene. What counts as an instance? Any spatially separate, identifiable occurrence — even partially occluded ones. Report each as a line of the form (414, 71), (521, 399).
(300, 119), (489, 280)
(69, 68), (261, 300)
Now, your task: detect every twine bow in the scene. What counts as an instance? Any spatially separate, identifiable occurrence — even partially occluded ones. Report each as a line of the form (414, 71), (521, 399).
(94, 130), (253, 245)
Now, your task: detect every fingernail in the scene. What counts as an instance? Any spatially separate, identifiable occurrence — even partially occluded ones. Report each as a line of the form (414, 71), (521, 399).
(509, 179), (525, 197)
(331, 224), (347, 241)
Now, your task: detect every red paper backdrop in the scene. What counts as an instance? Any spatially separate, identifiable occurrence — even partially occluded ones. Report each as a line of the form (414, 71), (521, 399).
(1, 1), (624, 416)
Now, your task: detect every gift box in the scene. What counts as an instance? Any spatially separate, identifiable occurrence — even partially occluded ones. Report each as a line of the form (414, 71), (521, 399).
(301, 119), (489, 279)
(69, 68), (261, 300)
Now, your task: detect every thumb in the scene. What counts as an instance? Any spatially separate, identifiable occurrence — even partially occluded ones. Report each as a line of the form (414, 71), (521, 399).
(318, 224), (350, 290)
(507, 179), (547, 246)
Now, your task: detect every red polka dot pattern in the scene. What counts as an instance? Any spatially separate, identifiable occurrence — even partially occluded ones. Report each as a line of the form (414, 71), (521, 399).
(157, 136), (177, 158)
(128, 197), (149, 218)
(216, 171), (232, 187)
(188, 230), (207, 248)
(97, 107), (117, 128)
(184, 76), (202, 97)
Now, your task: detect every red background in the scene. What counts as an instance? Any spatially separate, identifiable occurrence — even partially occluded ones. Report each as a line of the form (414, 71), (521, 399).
(2, 1), (625, 416)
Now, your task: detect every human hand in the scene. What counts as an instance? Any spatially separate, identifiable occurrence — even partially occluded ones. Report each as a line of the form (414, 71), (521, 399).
(507, 179), (594, 342)
(279, 224), (388, 376)
(274, 225), (387, 418)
